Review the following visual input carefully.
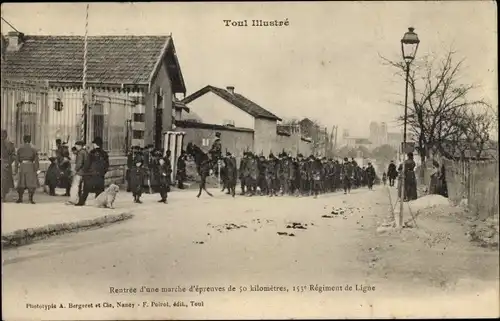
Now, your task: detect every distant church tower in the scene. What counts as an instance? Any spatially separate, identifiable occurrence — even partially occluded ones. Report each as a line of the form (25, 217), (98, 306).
(380, 122), (388, 145)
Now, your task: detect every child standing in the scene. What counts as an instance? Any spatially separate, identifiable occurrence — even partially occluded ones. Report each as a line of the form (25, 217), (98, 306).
(157, 151), (172, 203)
(129, 154), (147, 203)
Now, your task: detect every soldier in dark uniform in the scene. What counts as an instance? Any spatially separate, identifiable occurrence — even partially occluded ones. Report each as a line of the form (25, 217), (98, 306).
(278, 153), (291, 195)
(1, 130), (16, 200)
(365, 162), (376, 190)
(342, 157), (353, 194)
(129, 152), (147, 203)
(224, 151), (238, 197)
(297, 154), (308, 196)
(257, 155), (268, 195)
(307, 155), (315, 195)
(245, 153), (258, 196)
(239, 152), (248, 195)
(387, 160), (398, 187)
(311, 156), (323, 198)
(287, 154), (297, 196)
(265, 153), (279, 197)
(156, 150), (172, 203)
(176, 150), (187, 189)
(76, 137), (109, 206)
(320, 157), (328, 193)
(14, 135), (39, 204)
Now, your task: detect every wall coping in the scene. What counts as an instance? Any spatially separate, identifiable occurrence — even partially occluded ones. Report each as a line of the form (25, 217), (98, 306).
(174, 120), (254, 133)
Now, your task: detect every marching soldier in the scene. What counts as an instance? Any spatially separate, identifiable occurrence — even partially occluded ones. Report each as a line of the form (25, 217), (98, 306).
(297, 154), (309, 196)
(224, 151), (238, 197)
(246, 153), (259, 196)
(14, 135), (40, 204)
(257, 155), (268, 195)
(266, 153), (279, 196)
(278, 153), (291, 195)
(311, 156), (323, 198)
(342, 157), (353, 194)
(287, 154), (296, 195)
(365, 162), (376, 190)
(320, 157), (328, 193)
(333, 160), (341, 192)
(239, 152), (248, 195)
(307, 155), (315, 196)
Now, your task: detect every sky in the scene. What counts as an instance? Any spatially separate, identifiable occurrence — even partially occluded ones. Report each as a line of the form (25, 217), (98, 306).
(1, 2), (497, 137)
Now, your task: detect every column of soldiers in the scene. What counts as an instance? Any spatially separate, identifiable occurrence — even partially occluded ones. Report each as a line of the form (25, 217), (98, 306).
(230, 152), (378, 198)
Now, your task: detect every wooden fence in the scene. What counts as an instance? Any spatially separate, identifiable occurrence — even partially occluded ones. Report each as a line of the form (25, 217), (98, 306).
(443, 157), (499, 220)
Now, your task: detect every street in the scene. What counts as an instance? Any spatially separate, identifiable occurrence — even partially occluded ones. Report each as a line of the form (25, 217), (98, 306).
(2, 187), (498, 319)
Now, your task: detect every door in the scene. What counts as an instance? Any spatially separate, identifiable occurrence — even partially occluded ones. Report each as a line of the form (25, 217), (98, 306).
(154, 107), (163, 150)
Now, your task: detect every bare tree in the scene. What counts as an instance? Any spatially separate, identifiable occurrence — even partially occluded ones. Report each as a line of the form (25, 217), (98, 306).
(381, 49), (491, 162)
(461, 108), (494, 159)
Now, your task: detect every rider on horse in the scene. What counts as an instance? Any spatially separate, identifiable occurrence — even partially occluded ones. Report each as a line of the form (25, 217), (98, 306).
(209, 132), (222, 174)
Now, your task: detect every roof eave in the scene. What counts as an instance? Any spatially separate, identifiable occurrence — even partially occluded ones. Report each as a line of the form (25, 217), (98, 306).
(169, 38), (187, 94)
(148, 36), (172, 93)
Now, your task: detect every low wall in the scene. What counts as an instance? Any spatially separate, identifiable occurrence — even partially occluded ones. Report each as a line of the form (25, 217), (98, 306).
(175, 121), (254, 164)
(274, 132), (312, 156)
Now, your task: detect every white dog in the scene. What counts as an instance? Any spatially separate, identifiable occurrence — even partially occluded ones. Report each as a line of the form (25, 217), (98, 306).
(95, 184), (120, 209)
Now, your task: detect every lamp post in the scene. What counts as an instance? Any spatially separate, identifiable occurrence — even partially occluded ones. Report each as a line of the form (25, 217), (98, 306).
(398, 27), (420, 228)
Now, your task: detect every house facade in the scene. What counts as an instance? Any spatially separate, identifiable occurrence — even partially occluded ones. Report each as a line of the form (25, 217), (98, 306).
(181, 85), (283, 157)
(1, 31), (186, 158)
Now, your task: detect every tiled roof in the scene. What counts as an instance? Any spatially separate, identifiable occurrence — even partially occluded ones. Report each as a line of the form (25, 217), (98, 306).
(2, 35), (170, 85)
(182, 85), (282, 121)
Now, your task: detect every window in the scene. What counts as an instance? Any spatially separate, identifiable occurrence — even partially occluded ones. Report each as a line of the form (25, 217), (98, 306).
(202, 138), (210, 147)
(133, 113), (145, 122)
(133, 130), (144, 139)
(91, 103), (108, 150)
(16, 109), (37, 146)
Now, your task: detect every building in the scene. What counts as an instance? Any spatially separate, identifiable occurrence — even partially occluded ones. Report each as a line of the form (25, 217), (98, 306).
(298, 118), (329, 156)
(369, 122), (379, 146)
(181, 85), (284, 157)
(387, 132), (402, 151)
(1, 31), (187, 156)
(342, 137), (373, 150)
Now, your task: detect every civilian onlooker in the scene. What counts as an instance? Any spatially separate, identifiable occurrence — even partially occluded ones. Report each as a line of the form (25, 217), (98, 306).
(66, 141), (88, 205)
(76, 137), (109, 206)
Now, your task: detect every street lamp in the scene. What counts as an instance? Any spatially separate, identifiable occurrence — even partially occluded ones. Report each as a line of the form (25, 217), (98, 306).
(398, 27), (420, 228)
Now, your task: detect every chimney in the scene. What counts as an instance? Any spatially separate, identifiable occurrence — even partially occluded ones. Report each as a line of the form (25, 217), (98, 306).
(7, 31), (24, 52)
(226, 86), (235, 94)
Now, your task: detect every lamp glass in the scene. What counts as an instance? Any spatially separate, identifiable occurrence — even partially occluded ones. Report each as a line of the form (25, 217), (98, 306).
(401, 27), (420, 63)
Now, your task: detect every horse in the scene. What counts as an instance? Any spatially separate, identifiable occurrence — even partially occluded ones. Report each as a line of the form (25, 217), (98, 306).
(186, 142), (214, 198)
